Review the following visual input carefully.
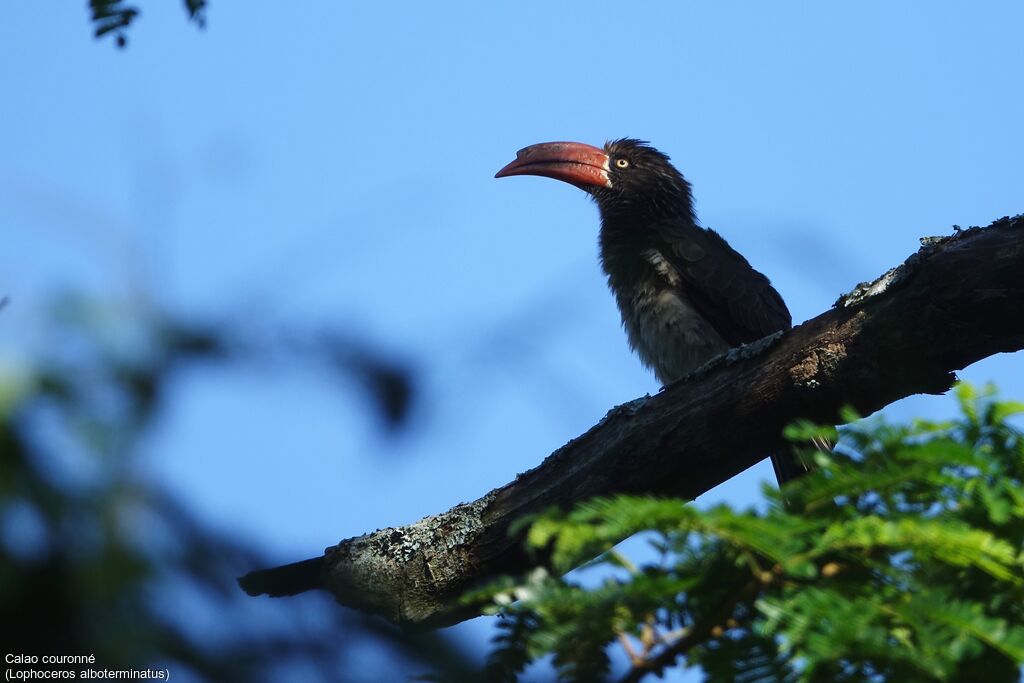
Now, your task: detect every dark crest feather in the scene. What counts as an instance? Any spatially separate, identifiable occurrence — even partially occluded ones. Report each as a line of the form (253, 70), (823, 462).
(605, 138), (672, 164)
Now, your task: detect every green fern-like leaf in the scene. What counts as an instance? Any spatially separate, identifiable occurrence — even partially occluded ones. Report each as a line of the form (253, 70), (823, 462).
(479, 384), (1024, 682)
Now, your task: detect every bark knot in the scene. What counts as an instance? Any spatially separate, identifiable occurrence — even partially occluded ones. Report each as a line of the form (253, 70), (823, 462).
(790, 342), (847, 389)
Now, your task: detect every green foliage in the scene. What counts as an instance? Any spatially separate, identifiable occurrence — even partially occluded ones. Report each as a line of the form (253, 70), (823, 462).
(479, 384), (1024, 682)
(89, 0), (207, 47)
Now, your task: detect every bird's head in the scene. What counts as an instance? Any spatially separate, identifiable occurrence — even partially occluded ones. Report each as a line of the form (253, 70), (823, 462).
(495, 138), (694, 224)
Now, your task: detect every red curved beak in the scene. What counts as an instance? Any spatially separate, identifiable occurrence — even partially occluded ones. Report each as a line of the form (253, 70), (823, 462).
(495, 141), (611, 190)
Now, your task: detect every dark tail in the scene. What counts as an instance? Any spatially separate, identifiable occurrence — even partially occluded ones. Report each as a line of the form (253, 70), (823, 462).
(770, 450), (809, 487)
(238, 556), (325, 597)
(771, 434), (831, 486)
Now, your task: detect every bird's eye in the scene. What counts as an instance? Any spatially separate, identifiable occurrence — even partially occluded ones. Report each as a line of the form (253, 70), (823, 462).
(615, 158), (629, 169)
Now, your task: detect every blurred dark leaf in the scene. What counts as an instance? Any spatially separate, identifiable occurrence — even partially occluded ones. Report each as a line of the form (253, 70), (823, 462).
(184, 0), (207, 28)
(0, 294), (455, 680)
(88, 0), (138, 46)
(321, 332), (417, 432)
(88, 0), (207, 45)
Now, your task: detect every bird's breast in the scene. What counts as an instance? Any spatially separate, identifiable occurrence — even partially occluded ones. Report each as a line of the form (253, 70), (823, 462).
(608, 249), (730, 385)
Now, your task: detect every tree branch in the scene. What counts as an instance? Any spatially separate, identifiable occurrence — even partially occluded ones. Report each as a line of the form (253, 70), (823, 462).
(619, 577), (764, 683)
(240, 215), (1024, 629)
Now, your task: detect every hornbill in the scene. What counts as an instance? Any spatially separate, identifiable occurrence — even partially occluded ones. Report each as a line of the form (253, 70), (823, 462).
(238, 138), (804, 600)
(495, 138), (806, 486)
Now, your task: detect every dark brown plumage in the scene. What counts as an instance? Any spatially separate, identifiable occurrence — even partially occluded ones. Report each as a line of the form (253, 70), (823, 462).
(239, 140), (807, 600)
(497, 138), (804, 485)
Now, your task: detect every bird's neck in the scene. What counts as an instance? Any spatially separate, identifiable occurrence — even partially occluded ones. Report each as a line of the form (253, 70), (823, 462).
(598, 200), (697, 293)
(598, 189), (696, 249)
(594, 174), (698, 285)
(595, 176), (696, 235)
(600, 201), (695, 232)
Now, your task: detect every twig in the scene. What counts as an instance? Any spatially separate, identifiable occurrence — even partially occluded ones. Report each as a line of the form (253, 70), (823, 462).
(618, 579), (763, 683)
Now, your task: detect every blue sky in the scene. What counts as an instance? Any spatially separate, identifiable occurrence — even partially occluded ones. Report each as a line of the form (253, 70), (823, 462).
(2, 2), (1022, 680)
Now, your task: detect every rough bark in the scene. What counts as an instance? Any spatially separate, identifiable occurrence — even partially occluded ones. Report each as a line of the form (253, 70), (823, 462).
(241, 215), (1024, 629)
